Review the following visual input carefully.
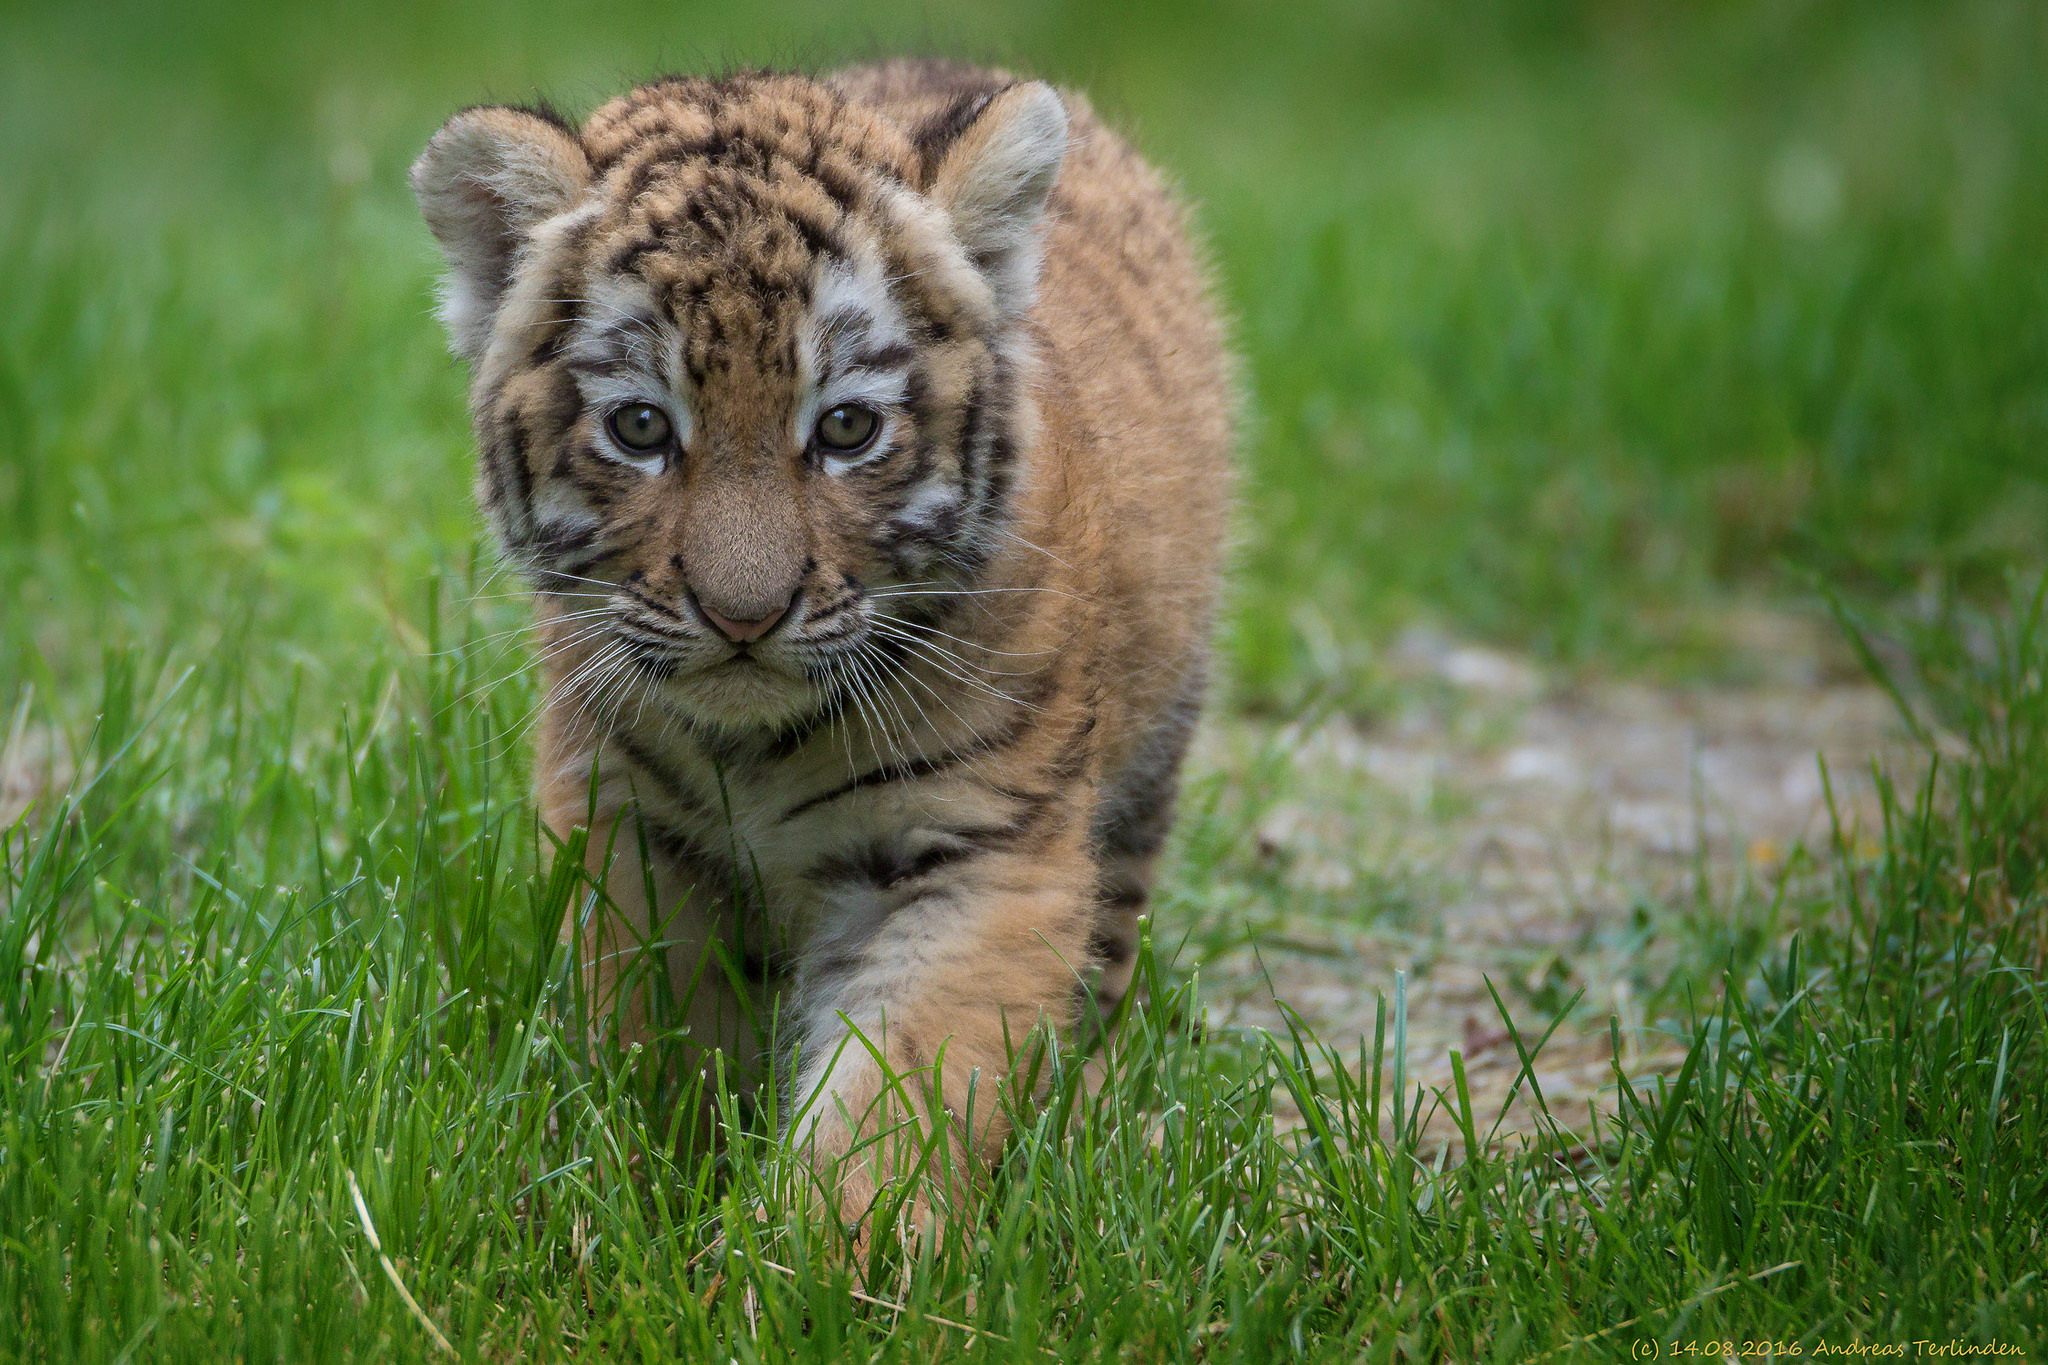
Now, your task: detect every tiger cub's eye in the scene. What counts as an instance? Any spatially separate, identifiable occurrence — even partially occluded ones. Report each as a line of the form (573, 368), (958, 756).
(607, 403), (673, 452)
(815, 404), (880, 453)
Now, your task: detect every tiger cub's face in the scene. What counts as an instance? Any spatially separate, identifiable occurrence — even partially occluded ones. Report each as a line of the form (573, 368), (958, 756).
(412, 76), (1068, 730)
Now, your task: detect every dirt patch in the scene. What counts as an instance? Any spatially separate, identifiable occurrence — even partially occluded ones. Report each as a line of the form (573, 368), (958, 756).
(1183, 612), (1908, 1152)
(0, 716), (68, 829)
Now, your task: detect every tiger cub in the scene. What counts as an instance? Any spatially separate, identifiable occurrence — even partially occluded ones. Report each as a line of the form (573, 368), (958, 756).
(412, 60), (1233, 1230)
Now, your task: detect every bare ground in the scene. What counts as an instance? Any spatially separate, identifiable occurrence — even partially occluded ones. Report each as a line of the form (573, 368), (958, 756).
(1182, 609), (1909, 1152)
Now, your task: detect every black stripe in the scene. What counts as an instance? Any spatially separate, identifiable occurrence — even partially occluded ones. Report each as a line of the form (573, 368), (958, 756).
(532, 313), (574, 366)
(613, 732), (710, 822)
(800, 591), (859, 630)
(645, 814), (705, 865)
(602, 235), (659, 280)
(555, 541), (614, 577)
(781, 751), (973, 823)
(800, 621), (862, 650)
(498, 409), (537, 545)
(897, 362), (929, 417)
(980, 427), (1020, 520)
(780, 711), (1035, 823)
(784, 205), (845, 260)
(973, 349), (1013, 505)
(1044, 708), (1098, 786)
(619, 582), (684, 621)
(949, 796), (1062, 856)
(806, 837), (981, 891)
(609, 640), (677, 687)
(913, 89), (998, 177)
(1089, 930), (1135, 967)
(621, 132), (730, 203)
(739, 948), (792, 984)
(759, 714), (825, 761)
(806, 944), (866, 985)
(849, 341), (915, 372)
(567, 465), (623, 506)
(954, 362), (989, 494)
(804, 151), (865, 212)
(530, 519), (599, 567)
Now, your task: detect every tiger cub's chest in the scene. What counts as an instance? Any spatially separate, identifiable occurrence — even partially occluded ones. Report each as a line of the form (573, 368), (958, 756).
(612, 730), (1001, 934)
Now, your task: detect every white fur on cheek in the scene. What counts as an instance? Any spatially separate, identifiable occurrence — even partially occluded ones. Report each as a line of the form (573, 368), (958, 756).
(892, 478), (962, 533)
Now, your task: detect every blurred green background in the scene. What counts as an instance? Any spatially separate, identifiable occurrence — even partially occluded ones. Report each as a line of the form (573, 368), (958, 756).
(4, 0), (2046, 709)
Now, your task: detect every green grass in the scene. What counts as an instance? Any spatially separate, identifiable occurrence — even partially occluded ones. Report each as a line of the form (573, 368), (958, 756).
(4, 580), (2044, 1359)
(5, 0), (2048, 1358)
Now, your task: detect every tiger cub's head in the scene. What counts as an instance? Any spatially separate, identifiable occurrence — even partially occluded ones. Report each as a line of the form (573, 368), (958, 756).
(411, 72), (1067, 730)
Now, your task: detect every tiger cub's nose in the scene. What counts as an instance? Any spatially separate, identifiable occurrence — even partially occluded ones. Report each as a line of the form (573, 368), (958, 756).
(697, 597), (789, 643)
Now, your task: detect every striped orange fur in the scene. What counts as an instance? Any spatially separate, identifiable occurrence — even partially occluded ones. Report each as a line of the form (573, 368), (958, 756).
(413, 60), (1234, 1236)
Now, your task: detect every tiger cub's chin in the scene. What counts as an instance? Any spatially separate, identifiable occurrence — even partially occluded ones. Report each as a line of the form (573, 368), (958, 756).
(650, 653), (832, 735)
(414, 59), (1234, 1240)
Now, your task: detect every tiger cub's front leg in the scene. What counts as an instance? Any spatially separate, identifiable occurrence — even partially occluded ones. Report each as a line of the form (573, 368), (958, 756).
(787, 801), (1100, 1238)
(567, 807), (765, 1126)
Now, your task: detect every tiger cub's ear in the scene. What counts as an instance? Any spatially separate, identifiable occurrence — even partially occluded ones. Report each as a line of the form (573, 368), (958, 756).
(411, 106), (592, 364)
(927, 81), (1069, 318)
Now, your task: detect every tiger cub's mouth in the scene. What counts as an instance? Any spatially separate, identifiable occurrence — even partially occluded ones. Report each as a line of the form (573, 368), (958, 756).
(589, 588), (890, 729)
